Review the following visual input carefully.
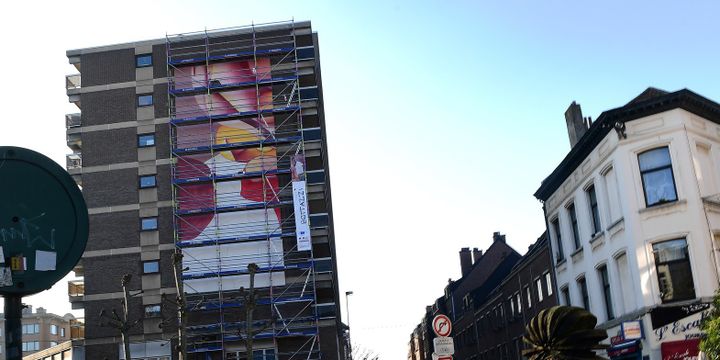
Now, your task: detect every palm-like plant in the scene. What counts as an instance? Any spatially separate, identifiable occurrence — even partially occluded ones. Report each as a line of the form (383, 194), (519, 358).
(522, 306), (609, 360)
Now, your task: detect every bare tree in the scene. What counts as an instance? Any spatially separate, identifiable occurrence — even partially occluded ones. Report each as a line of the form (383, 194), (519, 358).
(351, 344), (381, 360)
(235, 263), (277, 360)
(159, 249), (188, 360)
(99, 274), (143, 360)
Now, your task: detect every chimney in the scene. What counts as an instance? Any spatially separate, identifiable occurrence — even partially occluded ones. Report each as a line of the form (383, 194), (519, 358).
(472, 248), (483, 264)
(493, 231), (506, 243)
(565, 101), (588, 147)
(459, 247), (472, 277)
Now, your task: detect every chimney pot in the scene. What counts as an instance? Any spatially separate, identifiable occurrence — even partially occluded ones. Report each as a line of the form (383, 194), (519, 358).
(565, 101), (588, 147)
(493, 232), (506, 243)
(459, 248), (472, 277)
(472, 248), (483, 264)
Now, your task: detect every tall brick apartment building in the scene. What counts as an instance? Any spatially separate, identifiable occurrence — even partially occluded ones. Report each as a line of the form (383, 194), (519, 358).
(65, 21), (344, 360)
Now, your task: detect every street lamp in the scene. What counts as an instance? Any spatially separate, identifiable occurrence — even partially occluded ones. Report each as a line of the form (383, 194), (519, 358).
(345, 291), (354, 360)
(345, 291), (354, 329)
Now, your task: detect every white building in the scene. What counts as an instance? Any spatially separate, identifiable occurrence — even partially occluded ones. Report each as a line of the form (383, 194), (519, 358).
(534, 88), (720, 359)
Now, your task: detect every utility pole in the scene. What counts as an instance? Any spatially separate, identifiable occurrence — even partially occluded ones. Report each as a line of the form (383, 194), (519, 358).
(244, 263), (259, 359)
(172, 250), (187, 360)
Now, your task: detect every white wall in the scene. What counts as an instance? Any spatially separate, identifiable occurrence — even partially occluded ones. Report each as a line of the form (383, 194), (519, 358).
(545, 109), (720, 326)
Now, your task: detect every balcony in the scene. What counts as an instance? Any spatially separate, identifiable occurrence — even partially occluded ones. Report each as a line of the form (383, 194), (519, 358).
(66, 74), (81, 90)
(67, 133), (81, 151)
(69, 318), (85, 339)
(66, 113), (81, 129)
(68, 280), (84, 310)
(66, 153), (81, 170)
(66, 74), (81, 109)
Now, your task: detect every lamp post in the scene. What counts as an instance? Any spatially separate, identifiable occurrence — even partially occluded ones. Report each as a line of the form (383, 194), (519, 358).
(345, 291), (354, 328)
(345, 291), (354, 360)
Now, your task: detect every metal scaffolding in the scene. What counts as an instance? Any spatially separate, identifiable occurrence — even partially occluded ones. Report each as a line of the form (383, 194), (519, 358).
(167, 20), (321, 360)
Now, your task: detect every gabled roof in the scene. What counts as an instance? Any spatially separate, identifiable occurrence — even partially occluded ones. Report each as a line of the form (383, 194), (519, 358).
(534, 88), (720, 201)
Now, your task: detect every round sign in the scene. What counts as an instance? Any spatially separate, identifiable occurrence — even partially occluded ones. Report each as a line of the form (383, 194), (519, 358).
(0, 147), (88, 295)
(432, 314), (452, 337)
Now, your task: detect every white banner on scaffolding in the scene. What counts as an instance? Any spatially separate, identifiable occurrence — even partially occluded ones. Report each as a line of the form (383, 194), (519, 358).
(292, 155), (312, 251)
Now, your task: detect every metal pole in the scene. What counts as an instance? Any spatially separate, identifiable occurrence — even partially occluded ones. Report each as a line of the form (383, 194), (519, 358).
(4, 295), (23, 360)
(345, 291), (353, 360)
(121, 275), (132, 360)
(345, 291), (352, 329)
(173, 250), (187, 360)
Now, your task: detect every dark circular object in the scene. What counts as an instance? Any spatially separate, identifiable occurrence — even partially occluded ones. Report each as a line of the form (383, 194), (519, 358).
(0, 147), (88, 296)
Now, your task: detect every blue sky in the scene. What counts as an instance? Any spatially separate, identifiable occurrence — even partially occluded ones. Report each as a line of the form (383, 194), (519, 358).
(0, 1), (718, 359)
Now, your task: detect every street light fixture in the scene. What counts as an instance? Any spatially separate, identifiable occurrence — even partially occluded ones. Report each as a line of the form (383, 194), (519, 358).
(345, 291), (354, 360)
(345, 291), (354, 328)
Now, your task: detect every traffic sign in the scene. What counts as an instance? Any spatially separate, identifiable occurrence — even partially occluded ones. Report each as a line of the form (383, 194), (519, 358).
(432, 354), (452, 360)
(0, 147), (88, 295)
(432, 314), (452, 337)
(433, 337), (454, 356)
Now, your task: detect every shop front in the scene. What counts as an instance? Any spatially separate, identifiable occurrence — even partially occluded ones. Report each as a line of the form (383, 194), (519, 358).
(605, 302), (710, 359)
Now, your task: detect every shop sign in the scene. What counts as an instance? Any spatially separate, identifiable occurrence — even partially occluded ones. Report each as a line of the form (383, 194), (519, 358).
(607, 342), (641, 358)
(661, 338), (700, 360)
(621, 320), (643, 340)
(654, 309), (710, 342)
(651, 303), (710, 330)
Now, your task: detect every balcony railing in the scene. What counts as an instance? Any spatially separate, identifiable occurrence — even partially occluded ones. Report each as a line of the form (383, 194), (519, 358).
(66, 113), (81, 129)
(66, 154), (82, 170)
(69, 318), (85, 339)
(68, 280), (84, 298)
(66, 74), (81, 90)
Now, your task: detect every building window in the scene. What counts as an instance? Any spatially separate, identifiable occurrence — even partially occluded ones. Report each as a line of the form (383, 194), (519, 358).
(598, 265), (614, 320)
(525, 285), (532, 309)
(314, 258), (332, 273)
(551, 218), (565, 262)
(545, 272), (553, 296)
(509, 297), (515, 318)
(638, 147), (678, 207)
(50, 324), (58, 335)
(567, 203), (581, 250)
(145, 304), (161, 317)
(515, 292), (522, 314)
(22, 341), (39, 351)
(603, 166), (622, 222)
(60, 328), (65, 337)
(653, 239), (696, 302)
(587, 185), (601, 235)
(578, 277), (589, 310)
(50, 341), (57, 347)
(536, 278), (544, 302)
(22, 324), (39, 334)
(143, 260), (160, 274)
(561, 285), (571, 306)
(138, 94), (153, 107)
(141, 217), (158, 231)
(138, 133), (156, 147)
(139, 175), (157, 189)
(232, 349), (276, 360)
(136, 54), (153, 68)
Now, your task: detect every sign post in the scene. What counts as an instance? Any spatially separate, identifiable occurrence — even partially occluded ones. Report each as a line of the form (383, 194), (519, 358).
(0, 147), (88, 360)
(432, 314), (454, 359)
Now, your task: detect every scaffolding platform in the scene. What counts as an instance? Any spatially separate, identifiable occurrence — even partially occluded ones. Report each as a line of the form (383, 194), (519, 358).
(167, 20), (325, 360)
